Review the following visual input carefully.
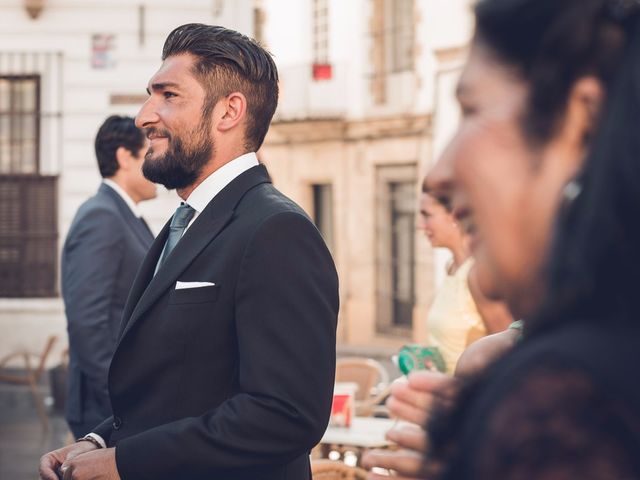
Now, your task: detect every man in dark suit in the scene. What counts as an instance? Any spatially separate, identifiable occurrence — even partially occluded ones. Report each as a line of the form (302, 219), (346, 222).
(61, 116), (157, 438)
(41, 24), (339, 480)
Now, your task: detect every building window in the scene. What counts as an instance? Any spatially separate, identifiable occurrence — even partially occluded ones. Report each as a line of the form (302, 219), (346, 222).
(370, 0), (415, 103)
(0, 76), (39, 174)
(0, 71), (58, 297)
(387, 0), (414, 73)
(253, 3), (266, 46)
(312, 0), (332, 80)
(312, 183), (334, 252)
(376, 165), (416, 335)
(0, 175), (58, 297)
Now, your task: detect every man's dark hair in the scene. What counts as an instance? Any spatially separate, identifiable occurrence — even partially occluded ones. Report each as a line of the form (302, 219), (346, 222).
(161, 23), (279, 152)
(95, 115), (146, 178)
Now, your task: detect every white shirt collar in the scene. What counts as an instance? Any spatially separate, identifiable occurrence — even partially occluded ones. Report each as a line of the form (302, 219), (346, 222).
(103, 179), (142, 218)
(184, 152), (259, 214)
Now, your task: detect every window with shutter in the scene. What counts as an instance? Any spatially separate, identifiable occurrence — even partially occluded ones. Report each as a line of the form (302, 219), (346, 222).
(0, 74), (58, 297)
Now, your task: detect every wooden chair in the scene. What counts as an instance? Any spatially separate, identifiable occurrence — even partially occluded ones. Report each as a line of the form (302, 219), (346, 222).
(335, 357), (390, 416)
(0, 335), (58, 430)
(311, 459), (367, 480)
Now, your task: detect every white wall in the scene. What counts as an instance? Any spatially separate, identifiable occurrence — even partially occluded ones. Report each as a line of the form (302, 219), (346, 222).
(0, 0), (475, 359)
(265, 0), (370, 121)
(264, 0), (474, 297)
(0, 0), (255, 364)
(265, 0), (473, 122)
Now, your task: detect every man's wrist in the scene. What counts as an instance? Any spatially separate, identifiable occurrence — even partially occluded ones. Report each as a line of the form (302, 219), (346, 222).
(76, 433), (105, 449)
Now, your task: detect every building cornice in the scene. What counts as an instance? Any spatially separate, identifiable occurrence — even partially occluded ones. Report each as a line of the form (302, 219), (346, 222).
(266, 114), (432, 145)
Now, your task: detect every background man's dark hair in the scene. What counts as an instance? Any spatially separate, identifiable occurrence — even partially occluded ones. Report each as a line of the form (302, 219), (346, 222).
(162, 23), (279, 152)
(95, 115), (146, 178)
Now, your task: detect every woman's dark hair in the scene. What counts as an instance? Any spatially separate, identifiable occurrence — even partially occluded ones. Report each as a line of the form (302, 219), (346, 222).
(427, 0), (640, 469)
(472, 0), (640, 325)
(422, 180), (454, 213)
(95, 115), (145, 178)
(162, 23), (279, 152)
(541, 10), (640, 327)
(474, 0), (630, 147)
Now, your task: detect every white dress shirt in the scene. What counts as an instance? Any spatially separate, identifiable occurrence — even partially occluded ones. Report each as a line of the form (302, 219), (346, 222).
(183, 151), (259, 232)
(103, 179), (142, 218)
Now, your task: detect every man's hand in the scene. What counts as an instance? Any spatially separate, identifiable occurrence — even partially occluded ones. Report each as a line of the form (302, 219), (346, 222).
(60, 448), (120, 480)
(39, 441), (97, 480)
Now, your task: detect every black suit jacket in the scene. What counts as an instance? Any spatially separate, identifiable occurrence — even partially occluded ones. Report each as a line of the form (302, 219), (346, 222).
(62, 183), (154, 431)
(93, 165), (339, 480)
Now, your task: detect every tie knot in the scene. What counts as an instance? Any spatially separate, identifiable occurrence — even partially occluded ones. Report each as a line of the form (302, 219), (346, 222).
(171, 203), (195, 229)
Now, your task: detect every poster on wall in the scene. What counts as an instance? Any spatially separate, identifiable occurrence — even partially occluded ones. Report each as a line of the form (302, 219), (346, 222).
(91, 34), (116, 69)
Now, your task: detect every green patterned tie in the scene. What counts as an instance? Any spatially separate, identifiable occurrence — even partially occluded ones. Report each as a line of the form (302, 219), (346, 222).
(157, 203), (196, 269)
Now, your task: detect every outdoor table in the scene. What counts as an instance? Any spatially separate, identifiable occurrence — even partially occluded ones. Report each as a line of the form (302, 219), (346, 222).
(316, 416), (397, 465)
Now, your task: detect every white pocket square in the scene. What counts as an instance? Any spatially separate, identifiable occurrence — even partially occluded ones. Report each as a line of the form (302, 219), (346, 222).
(175, 281), (216, 290)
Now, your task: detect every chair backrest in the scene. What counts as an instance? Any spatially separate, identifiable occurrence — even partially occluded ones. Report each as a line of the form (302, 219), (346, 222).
(335, 357), (389, 402)
(0, 335), (58, 431)
(0, 335), (58, 384)
(33, 335), (58, 381)
(311, 460), (367, 480)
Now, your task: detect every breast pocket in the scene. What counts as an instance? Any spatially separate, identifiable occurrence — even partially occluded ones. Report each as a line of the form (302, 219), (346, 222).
(168, 284), (220, 305)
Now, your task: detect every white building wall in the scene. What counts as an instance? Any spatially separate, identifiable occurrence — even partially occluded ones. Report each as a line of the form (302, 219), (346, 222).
(418, 0), (473, 283)
(261, 0), (475, 346)
(265, 0), (369, 121)
(0, 0), (254, 363)
(0, 0), (475, 359)
(266, 0), (473, 122)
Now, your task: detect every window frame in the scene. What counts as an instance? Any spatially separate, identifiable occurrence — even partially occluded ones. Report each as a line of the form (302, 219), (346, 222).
(375, 164), (417, 337)
(311, 182), (335, 253)
(0, 74), (41, 175)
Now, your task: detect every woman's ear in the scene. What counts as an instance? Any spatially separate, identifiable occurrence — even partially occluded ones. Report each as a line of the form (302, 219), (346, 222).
(543, 76), (604, 179)
(565, 76), (604, 147)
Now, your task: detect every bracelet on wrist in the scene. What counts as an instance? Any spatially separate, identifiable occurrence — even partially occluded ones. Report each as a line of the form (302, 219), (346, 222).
(76, 435), (103, 449)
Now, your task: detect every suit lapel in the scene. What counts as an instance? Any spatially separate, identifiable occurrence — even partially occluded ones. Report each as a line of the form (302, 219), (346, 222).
(101, 183), (154, 248)
(137, 217), (155, 244)
(116, 220), (170, 339)
(120, 210), (233, 340)
(117, 164), (271, 342)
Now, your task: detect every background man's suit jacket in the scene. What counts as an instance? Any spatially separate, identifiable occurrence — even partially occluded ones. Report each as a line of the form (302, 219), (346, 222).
(93, 165), (339, 480)
(62, 183), (154, 433)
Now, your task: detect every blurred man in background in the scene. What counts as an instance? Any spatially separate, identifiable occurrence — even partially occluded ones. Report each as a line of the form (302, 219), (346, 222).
(61, 115), (156, 438)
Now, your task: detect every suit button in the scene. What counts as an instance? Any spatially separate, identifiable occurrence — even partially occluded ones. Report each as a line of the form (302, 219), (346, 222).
(113, 416), (122, 430)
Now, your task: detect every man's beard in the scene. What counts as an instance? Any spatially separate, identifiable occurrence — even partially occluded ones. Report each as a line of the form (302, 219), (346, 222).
(142, 124), (213, 190)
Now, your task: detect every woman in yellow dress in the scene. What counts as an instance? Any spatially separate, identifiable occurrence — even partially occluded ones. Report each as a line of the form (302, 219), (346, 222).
(419, 184), (511, 374)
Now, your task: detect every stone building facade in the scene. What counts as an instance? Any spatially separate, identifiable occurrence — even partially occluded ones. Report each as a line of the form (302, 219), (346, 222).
(0, 0), (472, 362)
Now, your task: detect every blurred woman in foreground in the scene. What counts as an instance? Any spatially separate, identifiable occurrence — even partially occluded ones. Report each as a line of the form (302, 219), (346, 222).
(365, 0), (640, 477)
